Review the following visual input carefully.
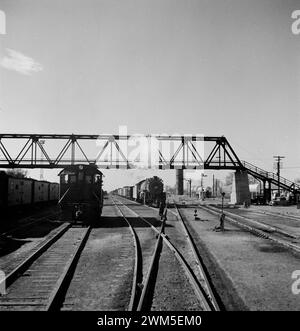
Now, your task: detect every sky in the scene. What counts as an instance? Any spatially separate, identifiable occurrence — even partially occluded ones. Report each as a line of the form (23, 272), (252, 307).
(0, 0), (300, 191)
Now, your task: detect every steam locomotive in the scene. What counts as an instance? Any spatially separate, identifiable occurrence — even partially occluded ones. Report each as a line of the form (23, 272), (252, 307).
(58, 164), (104, 225)
(135, 176), (164, 206)
(114, 176), (164, 207)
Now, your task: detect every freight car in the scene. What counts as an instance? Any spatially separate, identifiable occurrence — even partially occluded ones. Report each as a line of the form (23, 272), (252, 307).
(0, 171), (59, 210)
(58, 164), (103, 225)
(49, 182), (60, 201)
(133, 185), (138, 201)
(33, 181), (50, 203)
(135, 179), (146, 202)
(123, 186), (134, 200)
(117, 187), (124, 197)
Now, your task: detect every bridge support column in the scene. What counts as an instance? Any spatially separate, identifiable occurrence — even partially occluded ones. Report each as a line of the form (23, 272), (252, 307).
(230, 170), (251, 205)
(176, 169), (184, 195)
(263, 180), (271, 204)
(296, 192), (300, 208)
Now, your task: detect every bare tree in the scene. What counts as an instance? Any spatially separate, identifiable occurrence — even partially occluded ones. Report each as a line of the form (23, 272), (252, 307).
(6, 169), (28, 178)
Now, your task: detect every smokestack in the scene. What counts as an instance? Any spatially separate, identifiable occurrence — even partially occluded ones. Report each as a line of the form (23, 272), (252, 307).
(176, 169), (184, 195)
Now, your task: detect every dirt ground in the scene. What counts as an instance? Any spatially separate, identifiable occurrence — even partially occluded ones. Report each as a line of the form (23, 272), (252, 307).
(180, 206), (300, 310)
(61, 199), (135, 311)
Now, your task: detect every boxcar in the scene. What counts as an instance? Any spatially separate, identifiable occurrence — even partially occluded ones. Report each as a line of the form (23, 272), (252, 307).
(49, 182), (59, 201)
(7, 177), (34, 207)
(133, 185), (138, 201)
(124, 186), (133, 199)
(0, 171), (6, 208)
(33, 181), (50, 203)
(0, 171), (60, 212)
(0, 172), (34, 208)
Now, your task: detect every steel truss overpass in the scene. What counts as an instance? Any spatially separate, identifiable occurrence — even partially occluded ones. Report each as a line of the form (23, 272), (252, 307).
(0, 133), (299, 194)
(0, 134), (242, 170)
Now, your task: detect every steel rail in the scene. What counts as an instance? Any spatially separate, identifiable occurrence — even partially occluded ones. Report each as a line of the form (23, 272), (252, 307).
(0, 210), (61, 238)
(246, 209), (300, 222)
(200, 205), (300, 254)
(111, 196), (141, 311)
(46, 226), (91, 311)
(174, 204), (220, 311)
(2, 222), (71, 288)
(114, 196), (214, 311)
(206, 204), (298, 239)
(136, 208), (166, 311)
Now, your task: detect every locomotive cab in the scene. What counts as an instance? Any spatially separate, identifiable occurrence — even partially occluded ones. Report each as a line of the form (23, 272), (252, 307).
(58, 164), (103, 225)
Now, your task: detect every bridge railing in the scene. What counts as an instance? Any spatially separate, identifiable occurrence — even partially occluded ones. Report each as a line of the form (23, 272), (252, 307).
(242, 160), (300, 191)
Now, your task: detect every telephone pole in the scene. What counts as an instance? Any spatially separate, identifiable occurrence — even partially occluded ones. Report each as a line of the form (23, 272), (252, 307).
(188, 179), (191, 197)
(273, 155), (285, 195)
(200, 173), (207, 200)
(183, 178), (192, 197)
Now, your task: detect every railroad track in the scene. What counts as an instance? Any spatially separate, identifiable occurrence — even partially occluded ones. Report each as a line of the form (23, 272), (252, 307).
(0, 210), (61, 238)
(0, 223), (90, 311)
(110, 195), (144, 311)
(207, 205), (298, 239)
(174, 204), (220, 311)
(111, 195), (167, 311)
(112, 195), (219, 311)
(245, 209), (300, 222)
(199, 204), (300, 254)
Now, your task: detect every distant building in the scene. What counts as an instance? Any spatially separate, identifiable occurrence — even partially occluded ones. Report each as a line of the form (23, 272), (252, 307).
(249, 183), (260, 194)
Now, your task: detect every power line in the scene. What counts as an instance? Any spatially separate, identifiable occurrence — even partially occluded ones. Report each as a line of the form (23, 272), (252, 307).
(282, 166), (300, 169)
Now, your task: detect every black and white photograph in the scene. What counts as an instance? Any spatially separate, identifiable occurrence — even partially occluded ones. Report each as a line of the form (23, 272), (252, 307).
(0, 0), (299, 324)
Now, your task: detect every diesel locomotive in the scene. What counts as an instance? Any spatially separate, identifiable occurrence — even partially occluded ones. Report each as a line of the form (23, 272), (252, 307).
(58, 164), (104, 225)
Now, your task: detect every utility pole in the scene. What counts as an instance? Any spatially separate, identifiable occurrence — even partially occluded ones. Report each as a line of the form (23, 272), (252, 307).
(201, 173), (207, 200)
(183, 178), (192, 197)
(212, 174), (215, 197)
(273, 155), (285, 195)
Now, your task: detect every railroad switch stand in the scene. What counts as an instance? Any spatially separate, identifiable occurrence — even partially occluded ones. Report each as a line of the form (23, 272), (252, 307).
(213, 213), (225, 232)
(162, 209), (167, 233)
(220, 213), (225, 231)
(194, 209), (200, 220)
